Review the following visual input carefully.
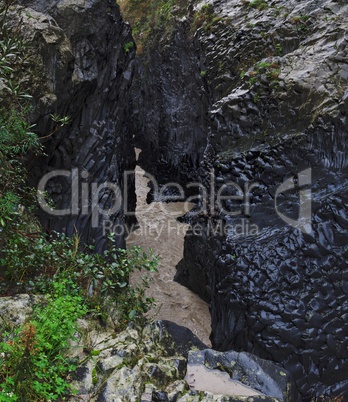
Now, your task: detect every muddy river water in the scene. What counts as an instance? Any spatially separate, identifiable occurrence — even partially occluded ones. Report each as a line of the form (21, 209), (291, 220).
(127, 163), (211, 346)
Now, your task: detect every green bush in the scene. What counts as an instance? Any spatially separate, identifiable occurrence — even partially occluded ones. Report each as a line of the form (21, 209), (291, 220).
(241, 58), (281, 88)
(120, 0), (187, 52)
(241, 0), (269, 11)
(124, 41), (135, 54)
(0, 280), (87, 401)
(0, 0), (41, 236)
(0, 230), (158, 321)
(0, 233), (159, 399)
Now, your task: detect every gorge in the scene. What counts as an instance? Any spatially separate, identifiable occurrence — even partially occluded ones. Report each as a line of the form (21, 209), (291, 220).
(9, 0), (348, 400)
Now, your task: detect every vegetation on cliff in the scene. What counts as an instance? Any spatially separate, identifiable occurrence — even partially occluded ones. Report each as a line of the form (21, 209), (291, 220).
(0, 1), (158, 399)
(119, 0), (188, 52)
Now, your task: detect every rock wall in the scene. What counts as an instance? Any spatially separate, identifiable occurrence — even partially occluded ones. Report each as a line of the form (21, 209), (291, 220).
(19, 0), (136, 251)
(11, 0), (348, 399)
(175, 0), (348, 400)
(129, 16), (210, 187)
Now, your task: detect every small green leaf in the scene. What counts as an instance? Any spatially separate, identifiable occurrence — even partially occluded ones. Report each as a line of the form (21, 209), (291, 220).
(129, 310), (137, 320)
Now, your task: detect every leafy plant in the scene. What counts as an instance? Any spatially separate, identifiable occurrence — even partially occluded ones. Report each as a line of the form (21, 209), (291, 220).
(0, 280), (87, 401)
(242, 0), (269, 11)
(272, 6), (285, 17)
(120, 0), (187, 53)
(0, 108), (39, 155)
(124, 41), (135, 54)
(275, 43), (283, 56)
(0, 0), (43, 252)
(0, 231), (158, 325)
(0, 234), (159, 399)
(241, 58), (281, 88)
(292, 14), (311, 32)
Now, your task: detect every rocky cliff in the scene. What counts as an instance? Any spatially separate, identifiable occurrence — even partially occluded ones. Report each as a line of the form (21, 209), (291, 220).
(10, 0), (348, 399)
(127, 0), (348, 400)
(18, 0), (136, 251)
(129, 10), (210, 189)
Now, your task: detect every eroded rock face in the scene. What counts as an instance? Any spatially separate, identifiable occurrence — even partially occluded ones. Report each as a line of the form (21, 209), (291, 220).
(17, 0), (136, 251)
(127, 0), (348, 400)
(129, 18), (210, 187)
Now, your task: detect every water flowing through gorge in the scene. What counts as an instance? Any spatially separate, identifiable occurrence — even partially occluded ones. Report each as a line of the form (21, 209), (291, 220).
(19, 0), (348, 397)
(127, 161), (211, 346)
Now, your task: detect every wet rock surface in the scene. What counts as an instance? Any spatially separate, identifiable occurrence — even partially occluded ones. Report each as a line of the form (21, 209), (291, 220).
(174, 1), (348, 400)
(129, 17), (210, 187)
(9, 0), (348, 399)
(17, 0), (137, 251)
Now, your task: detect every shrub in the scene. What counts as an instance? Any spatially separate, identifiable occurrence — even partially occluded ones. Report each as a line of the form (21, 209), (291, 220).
(244, 0), (269, 11)
(0, 0), (41, 239)
(0, 231), (158, 324)
(241, 58), (281, 88)
(0, 280), (87, 401)
(0, 233), (159, 398)
(124, 41), (135, 54)
(120, 0), (192, 53)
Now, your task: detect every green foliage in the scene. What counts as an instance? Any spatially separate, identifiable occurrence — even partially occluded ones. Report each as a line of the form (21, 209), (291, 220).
(192, 4), (213, 30)
(292, 15), (310, 32)
(0, 0), (41, 233)
(242, 0), (269, 11)
(272, 5), (285, 17)
(124, 41), (135, 54)
(0, 192), (20, 227)
(0, 108), (39, 155)
(0, 230), (159, 398)
(49, 113), (70, 126)
(275, 43), (283, 56)
(241, 58), (281, 88)
(0, 280), (87, 401)
(120, 0), (187, 53)
(0, 231), (158, 325)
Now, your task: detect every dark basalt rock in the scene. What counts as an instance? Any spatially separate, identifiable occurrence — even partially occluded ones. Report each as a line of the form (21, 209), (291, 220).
(12, 0), (348, 399)
(159, 320), (208, 357)
(129, 18), (210, 189)
(18, 0), (137, 251)
(128, 0), (348, 401)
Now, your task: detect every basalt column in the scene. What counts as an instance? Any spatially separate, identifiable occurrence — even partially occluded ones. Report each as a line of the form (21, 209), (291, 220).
(21, 0), (136, 251)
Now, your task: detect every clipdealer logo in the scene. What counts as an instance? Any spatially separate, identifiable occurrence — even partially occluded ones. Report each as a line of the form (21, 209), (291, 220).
(37, 168), (312, 235)
(275, 168), (312, 234)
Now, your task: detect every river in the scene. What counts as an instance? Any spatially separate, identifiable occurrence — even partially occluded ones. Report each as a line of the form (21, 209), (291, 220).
(127, 160), (211, 346)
